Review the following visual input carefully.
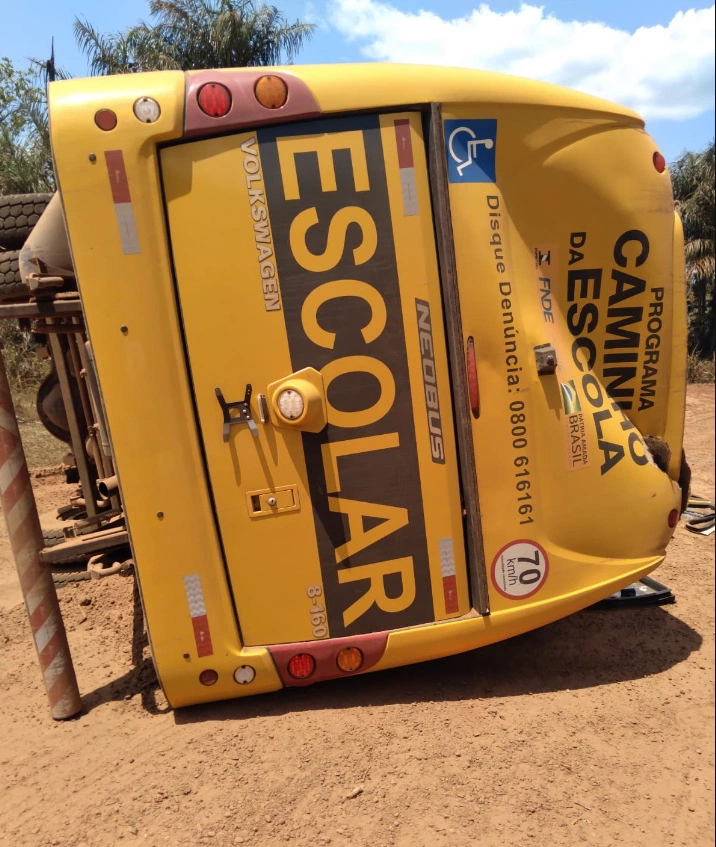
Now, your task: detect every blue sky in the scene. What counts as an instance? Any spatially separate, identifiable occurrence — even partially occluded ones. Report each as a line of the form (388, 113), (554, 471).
(2, 0), (714, 162)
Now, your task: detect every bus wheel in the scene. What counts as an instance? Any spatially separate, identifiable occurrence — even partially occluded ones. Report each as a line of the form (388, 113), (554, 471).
(0, 193), (53, 248)
(0, 249), (26, 301)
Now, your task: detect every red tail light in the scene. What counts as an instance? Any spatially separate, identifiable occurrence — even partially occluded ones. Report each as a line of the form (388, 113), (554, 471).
(199, 669), (218, 686)
(287, 653), (316, 679)
(94, 109), (118, 131)
(653, 151), (666, 173)
(197, 83), (232, 117)
(466, 337), (480, 418)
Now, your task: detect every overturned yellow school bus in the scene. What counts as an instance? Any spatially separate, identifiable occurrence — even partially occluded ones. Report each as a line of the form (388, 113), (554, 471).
(45, 64), (687, 706)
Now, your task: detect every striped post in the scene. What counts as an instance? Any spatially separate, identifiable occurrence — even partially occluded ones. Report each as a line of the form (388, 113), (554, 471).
(0, 345), (82, 720)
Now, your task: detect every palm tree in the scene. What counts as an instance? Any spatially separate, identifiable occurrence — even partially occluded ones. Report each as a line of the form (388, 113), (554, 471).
(671, 141), (715, 356)
(74, 0), (315, 75)
(0, 60), (54, 193)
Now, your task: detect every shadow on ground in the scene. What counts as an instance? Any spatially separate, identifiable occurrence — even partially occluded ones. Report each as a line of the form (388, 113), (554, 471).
(175, 601), (702, 724)
(79, 573), (703, 720)
(81, 578), (169, 715)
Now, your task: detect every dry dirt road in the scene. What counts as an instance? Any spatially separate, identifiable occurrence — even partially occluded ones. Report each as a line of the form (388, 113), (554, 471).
(1, 385), (714, 847)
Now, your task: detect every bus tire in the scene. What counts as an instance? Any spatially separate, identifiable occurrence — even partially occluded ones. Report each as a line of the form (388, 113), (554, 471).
(0, 193), (53, 248)
(42, 526), (67, 548)
(52, 565), (91, 585)
(0, 250), (28, 301)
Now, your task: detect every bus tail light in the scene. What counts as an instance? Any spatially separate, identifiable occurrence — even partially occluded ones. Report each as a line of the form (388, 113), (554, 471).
(255, 75), (288, 109)
(287, 653), (316, 679)
(233, 665), (256, 685)
(269, 632), (388, 687)
(653, 151), (667, 173)
(185, 70), (320, 137)
(197, 83), (232, 117)
(466, 337), (480, 418)
(199, 669), (218, 686)
(133, 96), (161, 123)
(336, 647), (364, 673)
(94, 109), (117, 131)
(668, 509), (679, 528)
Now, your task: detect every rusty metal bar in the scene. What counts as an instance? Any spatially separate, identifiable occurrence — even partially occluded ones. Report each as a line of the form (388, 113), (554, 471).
(0, 300), (82, 320)
(67, 332), (94, 432)
(65, 332), (109, 490)
(72, 337), (113, 486)
(30, 319), (81, 334)
(46, 328), (98, 518)
(78, 339), (113, 461)
(77, 338), (120, 511)
(39, 528), (129, 565)
(0, 345), (82, 720)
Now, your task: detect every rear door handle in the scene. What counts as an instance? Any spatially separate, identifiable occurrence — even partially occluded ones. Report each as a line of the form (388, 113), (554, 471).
(215, 383), (259, 441)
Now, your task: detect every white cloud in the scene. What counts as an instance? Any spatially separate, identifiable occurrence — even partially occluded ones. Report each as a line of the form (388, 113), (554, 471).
(302, 2), (330, 31)
(328, 1), (715, 120)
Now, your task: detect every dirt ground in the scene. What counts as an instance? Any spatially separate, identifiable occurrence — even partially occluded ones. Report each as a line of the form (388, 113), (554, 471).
(0, 385), (713, 847)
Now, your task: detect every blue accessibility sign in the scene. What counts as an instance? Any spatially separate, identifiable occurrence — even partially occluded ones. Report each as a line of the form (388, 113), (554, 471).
(445, 119), (497, 183)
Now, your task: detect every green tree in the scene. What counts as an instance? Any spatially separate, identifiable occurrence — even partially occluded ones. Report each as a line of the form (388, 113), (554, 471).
(74, 0), (315, 74)
(0, 58), (36, 128)
(0, 58), (54, 194)
(671, 141), (715, 357)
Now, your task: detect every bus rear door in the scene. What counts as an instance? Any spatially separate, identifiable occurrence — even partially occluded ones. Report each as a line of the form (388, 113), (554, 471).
(161, 112), (476, 646)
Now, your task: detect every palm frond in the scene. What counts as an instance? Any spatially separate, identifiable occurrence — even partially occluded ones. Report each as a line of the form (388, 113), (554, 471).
(74, 18), (138, 75)
(79, 0), (317, 72)
(674, 140), (716, 356)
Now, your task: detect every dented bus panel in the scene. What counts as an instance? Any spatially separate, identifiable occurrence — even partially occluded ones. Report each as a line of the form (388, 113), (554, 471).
(47, 64), (687, 707)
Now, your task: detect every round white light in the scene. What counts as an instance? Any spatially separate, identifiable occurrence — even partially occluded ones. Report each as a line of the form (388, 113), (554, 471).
(133, 97), (161, 123)
(277, 389), (304, 420)
(233, 665), (256, 685)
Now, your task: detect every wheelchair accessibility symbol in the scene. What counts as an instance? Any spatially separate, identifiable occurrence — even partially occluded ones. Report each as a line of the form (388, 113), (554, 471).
(445, 119), (497, 183)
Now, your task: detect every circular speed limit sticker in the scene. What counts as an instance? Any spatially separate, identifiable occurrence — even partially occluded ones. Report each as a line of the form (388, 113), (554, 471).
(491, 539), (549, 599)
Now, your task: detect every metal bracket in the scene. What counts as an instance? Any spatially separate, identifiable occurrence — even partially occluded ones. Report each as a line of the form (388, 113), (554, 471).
(215, 384), (258, 441)
(534, 343), (557, 376)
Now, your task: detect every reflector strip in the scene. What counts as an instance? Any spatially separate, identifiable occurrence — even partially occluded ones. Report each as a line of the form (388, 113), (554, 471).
(104, 150), (140, 255)
(394, 119), (418, 216)
(183, 574), (214, 657)
(439, 537), (459, 613)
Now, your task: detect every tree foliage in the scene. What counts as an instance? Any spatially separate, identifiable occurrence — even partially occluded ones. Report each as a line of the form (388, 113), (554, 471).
(1, 2), (313, 193)
(671, 141), (716, 356)
(74, 0), (315, 74)
(0, 58), (54, 194)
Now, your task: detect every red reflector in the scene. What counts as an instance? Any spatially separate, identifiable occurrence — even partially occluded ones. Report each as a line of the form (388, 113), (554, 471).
(199, 669), (218, 686)
(287, 653), (316, 679)
(653, 151), (667, 173)
(466, 337), (480, 418)
(668, 509), (679, 528)
(197, 83), (232, 118)
(94, 109), (118, 131)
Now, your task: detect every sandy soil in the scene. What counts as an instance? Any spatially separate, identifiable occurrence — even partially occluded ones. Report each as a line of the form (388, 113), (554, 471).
(0, 386), (713, 847)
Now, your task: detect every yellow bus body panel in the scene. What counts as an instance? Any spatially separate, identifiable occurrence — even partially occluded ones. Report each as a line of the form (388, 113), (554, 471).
(49, 64), (685, 708)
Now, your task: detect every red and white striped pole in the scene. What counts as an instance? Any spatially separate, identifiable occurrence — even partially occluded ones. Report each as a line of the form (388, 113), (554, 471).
(0, 345), (82, 720)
